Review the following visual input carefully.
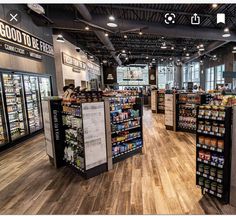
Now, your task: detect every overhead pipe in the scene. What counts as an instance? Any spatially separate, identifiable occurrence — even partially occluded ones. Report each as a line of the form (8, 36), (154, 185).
(74, 4), (122, 66)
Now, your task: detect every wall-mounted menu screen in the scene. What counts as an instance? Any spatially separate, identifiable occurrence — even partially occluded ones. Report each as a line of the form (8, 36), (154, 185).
(117, 65), (149, 85)
(2, 73), (28, 140)
(0, 79), (8, 146)
(23, 75), (42, 133)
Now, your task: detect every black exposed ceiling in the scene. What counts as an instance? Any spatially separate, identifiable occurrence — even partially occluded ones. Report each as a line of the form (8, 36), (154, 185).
(28, 4), (236, 65)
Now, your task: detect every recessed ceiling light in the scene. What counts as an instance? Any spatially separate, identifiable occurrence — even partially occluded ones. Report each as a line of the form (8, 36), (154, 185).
(161, 59), (164, 61)
(183, 47), (186, 51)
(212, 4), (218, 8)
(222, 27), (231, 38)
(109, 15), (115, 21)
(177, 59), (180, 62)
(122, 50), (126, 53)
(152, 58), (155, 61)
(169, 57), (172, 60)
(186, 53), (190, 57)
(56, 34), (65, 42)
(146, 56), (149, 59)
(171, 46), (174, 50)
(107, 22), (118, 28)
(139, 31), (143, 35)
(125, 57), (128, 60)
(85, 26), (89, 31)
(105, 33), (109, 37)
(124, 35), (127, 39)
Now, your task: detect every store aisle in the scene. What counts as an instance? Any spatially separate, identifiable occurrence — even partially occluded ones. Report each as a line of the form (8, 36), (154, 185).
(0, 108), (236, 214)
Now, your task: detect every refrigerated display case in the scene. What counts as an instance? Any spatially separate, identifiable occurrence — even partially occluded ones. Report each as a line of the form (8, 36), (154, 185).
(23, 75), (42, 133)
(39, 77), (51, 100)
(2, 73), (28, 141)
(0, 70), (52, 151)
(0, 79), (8, 146)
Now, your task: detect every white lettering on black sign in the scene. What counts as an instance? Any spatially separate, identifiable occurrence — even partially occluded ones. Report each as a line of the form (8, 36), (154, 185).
(0, 18), (54, 57)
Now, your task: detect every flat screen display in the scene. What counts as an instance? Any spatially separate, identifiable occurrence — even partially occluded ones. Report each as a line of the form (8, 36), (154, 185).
(117, 65), (149, 85)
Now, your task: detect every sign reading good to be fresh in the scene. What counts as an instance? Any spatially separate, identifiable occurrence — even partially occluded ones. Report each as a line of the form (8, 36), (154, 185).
(0, 18), (54, 57)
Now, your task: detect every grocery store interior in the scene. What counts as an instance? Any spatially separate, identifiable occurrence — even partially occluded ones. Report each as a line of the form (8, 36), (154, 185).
(1, 3), (236, 215)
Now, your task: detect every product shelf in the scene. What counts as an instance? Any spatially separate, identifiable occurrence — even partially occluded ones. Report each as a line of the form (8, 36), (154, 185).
(111, 125), (141, 134)
(196, 171), (223, 183)
(112, 136), (141, 146)
(197, 157), (224, 169)
(196, 105), (232, 204)
(196, 143), (223, 153)
(111, 117), (140, 124)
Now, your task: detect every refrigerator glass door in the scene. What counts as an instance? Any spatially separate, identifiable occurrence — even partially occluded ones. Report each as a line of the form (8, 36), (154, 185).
(0, 78), (9, 146)
(39, 77), (51, 100)
(2, 73), (28, 140)
(24, 75), (42, 133)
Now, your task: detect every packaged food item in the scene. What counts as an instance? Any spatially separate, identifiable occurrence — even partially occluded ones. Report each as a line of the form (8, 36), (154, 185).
(217, 184), (223, 194)
(204, 179), (210, 188)
(205, 137), (211, 146)
(210, 138), (217, 147)
(211, 153), (218, 163)
(199, 150), (205, 159)
(204, 165), (210, 174)
(218, 156), (224, 165)
(205, 106), (212, 117)
(217, 140), (224, 149)
(198, 121), (205, 131)
(199, 136), (205, 144)
(212, 122), (219, 133)
(204, 152), (211, 161)
(198, 177), (204, 186)
(218, 107), (225, 118)
(210, 167), (216, 177)
(212, 106), (219, 117)
(211, 182), (217, 191)
(198, 163), (204, 173)
(219, 124), (225, 134)
(217, 170), (223, 179)
(205, 121), (211, 132)
(199, 106), (205, 116)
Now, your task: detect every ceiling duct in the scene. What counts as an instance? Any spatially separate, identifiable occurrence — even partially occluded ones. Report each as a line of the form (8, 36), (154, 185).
(74, 4), (122, 66)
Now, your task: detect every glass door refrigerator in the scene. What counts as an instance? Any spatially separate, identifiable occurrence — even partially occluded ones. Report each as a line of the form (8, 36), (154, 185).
(23, 75), (43, 133)
(0, 79), (9, 147)
(2, 73), (28, 141)
(38, 77), (52, 100)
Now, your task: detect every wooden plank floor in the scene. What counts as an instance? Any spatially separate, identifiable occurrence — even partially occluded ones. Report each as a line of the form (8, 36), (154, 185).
(0, 108), (236, 214)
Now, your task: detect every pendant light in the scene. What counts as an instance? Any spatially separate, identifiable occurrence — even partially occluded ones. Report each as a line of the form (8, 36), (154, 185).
(56, 34), (65, 42)
(222, 28), (231, 38)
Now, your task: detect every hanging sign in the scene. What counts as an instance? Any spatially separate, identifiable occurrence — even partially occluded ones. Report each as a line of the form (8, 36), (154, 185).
(0, 18), (54, 57)
(62, 52), (86, 71)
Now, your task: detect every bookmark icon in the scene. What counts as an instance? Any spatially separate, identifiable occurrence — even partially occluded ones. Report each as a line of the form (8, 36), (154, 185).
(217, 13), (225, 24)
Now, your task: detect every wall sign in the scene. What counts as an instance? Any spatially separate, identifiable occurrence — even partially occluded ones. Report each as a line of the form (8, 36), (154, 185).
(62, 52), (86, 71)
(0, 18), (54, 57)
(0, 41), (42, 61)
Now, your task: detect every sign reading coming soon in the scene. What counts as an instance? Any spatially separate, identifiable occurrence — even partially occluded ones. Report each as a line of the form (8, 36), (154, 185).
(0, 19), (54, 56)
